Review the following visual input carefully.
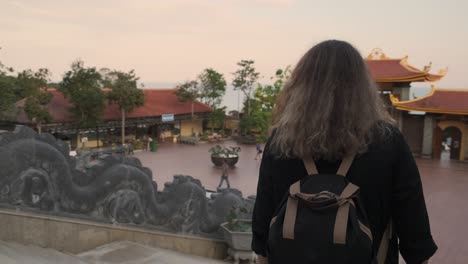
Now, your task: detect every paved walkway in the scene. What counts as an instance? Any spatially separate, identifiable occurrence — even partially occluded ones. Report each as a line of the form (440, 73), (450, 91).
(0, 240), (89, 264)
(78, 241), (227, 264)
(135, 141), (468, 263)
(135, 140), (262, 196)
(0, 240), (227, 264)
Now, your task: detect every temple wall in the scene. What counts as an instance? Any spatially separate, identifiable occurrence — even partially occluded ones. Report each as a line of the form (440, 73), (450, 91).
(0, 126), (254, 259)
(180, 119), (203, 137)
(0, 209), (227, 259)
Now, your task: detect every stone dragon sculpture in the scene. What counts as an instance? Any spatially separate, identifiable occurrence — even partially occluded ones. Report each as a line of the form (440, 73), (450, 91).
(0, 126), (253, 237)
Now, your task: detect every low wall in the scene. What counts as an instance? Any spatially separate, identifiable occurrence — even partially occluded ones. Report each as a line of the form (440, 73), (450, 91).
(0, 208), (227, 259)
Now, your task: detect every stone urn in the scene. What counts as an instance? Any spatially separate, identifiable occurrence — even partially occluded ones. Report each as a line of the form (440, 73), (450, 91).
(221, 220), (255, 264)
(209, 145), (241, 168)
(211, 154), (239, 168)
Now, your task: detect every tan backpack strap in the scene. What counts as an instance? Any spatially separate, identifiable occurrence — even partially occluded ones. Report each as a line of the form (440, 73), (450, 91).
(333, 183), (360, 244)
(336, 153), (356, 177)
(283, 181), (300, 240)
(303, 158), (319, 175)
(376, 221), (392, 264)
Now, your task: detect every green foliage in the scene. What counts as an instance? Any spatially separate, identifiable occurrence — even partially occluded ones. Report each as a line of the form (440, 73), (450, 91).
(16, 68), (50, 98)
(0, 59), (18, 120)
(176, 80), (200, 103)
(104, 70), (144, 113)
(59, 60), (105, 128)
(254, 66), (291, 112)
(16, 69), (53, 127)
(172, 127), (180, 135)
(225, 206), (251, 232)
(202, 131), (210, 141)
(103, 69), (144, 145)
(232, 60), (260, 118)
(198, 68), (226, 108)
(209, 145), (241, 157)
(208, 106), (226, 130)
(241, 67), (291, 138)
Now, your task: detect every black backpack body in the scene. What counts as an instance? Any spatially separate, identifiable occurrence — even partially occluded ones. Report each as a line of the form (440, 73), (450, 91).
(267, 154), (390, 264)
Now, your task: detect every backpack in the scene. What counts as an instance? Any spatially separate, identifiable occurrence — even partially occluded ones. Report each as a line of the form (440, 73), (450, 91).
(267, 153), (391, 264)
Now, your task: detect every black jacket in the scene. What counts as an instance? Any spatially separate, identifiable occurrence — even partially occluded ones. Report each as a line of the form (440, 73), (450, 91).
(252, 126), (437, 264)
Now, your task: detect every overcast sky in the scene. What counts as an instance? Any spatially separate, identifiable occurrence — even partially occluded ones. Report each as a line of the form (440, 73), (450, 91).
(2, 0), (467, 110)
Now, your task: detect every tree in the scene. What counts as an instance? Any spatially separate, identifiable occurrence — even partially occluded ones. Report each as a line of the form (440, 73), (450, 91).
(197, 68), (227, 134)
(16, 69), (53, 133)
(208, 106), (226, 133)
(104, 70), (144, 145)
(232, 60), (260, 118)
(0, 60), (17, 121)
(198, 68), (226, 108)
(242, 67), (291, 139)
(175, 80), (201, 135)
(254, 67), (291, 112)
(59, 60), (105, 128)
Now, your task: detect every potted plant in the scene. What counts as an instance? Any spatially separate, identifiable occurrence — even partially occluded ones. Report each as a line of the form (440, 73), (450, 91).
(209, 145), (241, 167)
(220, 206), (252, 251)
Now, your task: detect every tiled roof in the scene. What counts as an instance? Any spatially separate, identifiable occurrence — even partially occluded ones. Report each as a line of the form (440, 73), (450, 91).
(16, 88), (212, 124)
(391, 88), (468, 115)
(366, 59), (446, 83)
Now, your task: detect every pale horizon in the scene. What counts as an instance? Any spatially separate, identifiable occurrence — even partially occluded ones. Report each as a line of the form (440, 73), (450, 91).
(2, 0), (467, 101)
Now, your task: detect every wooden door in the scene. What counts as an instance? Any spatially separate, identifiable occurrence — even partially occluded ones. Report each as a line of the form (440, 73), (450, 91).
(450, 127), (462, 160)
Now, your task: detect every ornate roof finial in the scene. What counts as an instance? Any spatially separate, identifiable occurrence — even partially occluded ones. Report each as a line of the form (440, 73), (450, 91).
(367, 48), (388, 60)
(400, 55), (409, 65)
(438, 67), (448, 76)
(423, 62), (432, 73)
(389, 94), (400, 104)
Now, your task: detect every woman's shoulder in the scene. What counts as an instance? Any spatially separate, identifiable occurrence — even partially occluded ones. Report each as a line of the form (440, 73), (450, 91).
(367, 120), (406, 153)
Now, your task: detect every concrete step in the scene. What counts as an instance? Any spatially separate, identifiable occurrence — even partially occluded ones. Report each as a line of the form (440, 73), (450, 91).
(0, 240), (91, 264)
(78, 240), (229, 264)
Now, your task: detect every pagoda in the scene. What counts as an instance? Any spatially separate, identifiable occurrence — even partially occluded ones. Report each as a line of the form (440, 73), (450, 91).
(391, 88), (468, 161)
(365, 49), (467, 161)
(366, 48), (446, 100)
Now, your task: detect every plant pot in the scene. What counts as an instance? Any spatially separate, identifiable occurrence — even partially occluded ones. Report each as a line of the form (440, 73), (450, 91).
(221, 220), (253, 251)
(211, 155), (239, 167)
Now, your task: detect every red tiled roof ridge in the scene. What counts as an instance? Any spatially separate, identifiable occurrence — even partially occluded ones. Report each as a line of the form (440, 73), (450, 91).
(391, 86), (468, 115)
(365, 52), (446, 82)
(15, 86), (212, 124)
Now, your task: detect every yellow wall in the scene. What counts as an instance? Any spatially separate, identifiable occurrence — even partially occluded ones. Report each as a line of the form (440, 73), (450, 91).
(437, 121), (467, 161)
(180, 119), (203, 137)
(224, 119), (240, 130)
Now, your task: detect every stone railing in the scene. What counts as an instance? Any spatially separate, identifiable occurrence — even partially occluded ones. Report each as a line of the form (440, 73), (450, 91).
(0, 126), (254, 240)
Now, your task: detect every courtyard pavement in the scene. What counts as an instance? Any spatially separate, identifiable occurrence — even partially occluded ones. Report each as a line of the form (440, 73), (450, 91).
(135, 140), (262, 196)
(135, 141), (468, 263)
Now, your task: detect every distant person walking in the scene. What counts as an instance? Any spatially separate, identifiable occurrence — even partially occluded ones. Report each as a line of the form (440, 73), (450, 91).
(255, 143), (263, 160)
(142, 136), (148, 151)
(217, 160), (231, 191)
(147, 136), (153, 151)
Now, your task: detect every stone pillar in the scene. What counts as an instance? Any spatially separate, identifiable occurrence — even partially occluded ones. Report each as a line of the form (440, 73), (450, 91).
(421, 115), (434, 158)
(400, 88), (411, 101)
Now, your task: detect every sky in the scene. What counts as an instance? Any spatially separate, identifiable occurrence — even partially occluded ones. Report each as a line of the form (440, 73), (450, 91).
(1, 0), (468, 110)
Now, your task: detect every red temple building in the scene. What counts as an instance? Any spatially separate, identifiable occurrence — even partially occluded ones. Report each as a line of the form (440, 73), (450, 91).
(366, 49), (467, 161)
(15, 88), (212, 149)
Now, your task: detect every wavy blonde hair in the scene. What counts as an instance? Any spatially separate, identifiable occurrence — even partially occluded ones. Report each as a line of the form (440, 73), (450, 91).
(271, 40), (392, 160)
